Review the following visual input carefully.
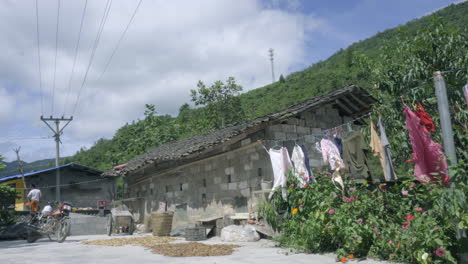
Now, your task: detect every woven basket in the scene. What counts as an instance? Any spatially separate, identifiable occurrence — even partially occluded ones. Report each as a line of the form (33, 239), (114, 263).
(151, 211), (174, 236)
(185, 226), (206, 241)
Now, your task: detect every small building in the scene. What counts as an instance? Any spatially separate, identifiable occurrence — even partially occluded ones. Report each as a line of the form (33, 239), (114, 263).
(104, 85), (376, 226)
(0, 162), (115, 211)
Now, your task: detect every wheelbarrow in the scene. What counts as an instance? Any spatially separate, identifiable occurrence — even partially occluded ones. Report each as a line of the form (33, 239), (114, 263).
(106, 204), (136, 236)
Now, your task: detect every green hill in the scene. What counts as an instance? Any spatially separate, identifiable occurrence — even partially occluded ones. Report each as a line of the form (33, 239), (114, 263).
(64, 1), (468, 171)
(0, 158), (58, 178)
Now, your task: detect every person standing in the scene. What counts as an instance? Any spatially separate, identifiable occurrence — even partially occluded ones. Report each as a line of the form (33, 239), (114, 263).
(27, 184), (42, 214)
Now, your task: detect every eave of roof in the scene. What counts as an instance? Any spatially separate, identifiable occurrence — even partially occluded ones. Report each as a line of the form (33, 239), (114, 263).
(0, 162), (104, 183)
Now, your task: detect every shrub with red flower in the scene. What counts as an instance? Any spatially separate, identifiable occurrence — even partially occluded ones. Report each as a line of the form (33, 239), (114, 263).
(379, 185), (388, 191)
(434, 248), (446, 257)
(405, 214), (415, 221)
(402, 221), (410, 229)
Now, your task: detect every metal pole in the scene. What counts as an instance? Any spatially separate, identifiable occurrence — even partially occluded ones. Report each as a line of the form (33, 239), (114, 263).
(433, 71), (457, 167)
(55, 120), (61, 202)
(269, 48), (275, 83)
(41, 116), (72, 202)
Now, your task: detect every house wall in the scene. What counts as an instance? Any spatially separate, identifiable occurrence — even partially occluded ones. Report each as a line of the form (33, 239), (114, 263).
(25, 168), (115, 209)
(1, 178), (26, 211)
(125, 105), (344, 226)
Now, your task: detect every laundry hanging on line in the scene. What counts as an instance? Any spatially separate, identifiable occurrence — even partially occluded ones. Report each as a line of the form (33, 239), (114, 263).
(342, 131), (371, 182)
(268, 146), (292, 200)
(378, 116), (397, 181)
(404, 106), (449, 185)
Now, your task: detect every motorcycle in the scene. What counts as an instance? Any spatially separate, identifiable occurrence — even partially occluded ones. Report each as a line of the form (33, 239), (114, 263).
(26, 201), (72, 243)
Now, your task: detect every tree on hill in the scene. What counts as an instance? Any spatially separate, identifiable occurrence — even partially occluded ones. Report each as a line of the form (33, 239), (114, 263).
(190, 77), (244, 128)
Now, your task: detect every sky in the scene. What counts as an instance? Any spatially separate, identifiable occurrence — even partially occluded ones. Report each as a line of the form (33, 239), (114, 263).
(0, 0), (462, 163)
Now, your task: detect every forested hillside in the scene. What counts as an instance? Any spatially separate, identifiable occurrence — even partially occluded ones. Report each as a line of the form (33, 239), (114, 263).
(64, 2), (468, 171)
(0, 158), (56, 178)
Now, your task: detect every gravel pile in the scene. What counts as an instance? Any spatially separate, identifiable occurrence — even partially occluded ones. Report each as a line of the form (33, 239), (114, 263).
(151, 242), (240, 257)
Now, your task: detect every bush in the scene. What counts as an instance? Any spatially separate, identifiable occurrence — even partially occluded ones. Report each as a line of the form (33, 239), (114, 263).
(260, 169), (466, 263)
(0, 184), (18, 226)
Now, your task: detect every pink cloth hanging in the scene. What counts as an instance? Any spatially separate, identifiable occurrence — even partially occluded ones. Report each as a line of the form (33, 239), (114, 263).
(404, 107), (449, 185)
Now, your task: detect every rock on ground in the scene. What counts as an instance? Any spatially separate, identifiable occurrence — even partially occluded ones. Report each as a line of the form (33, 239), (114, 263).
(220, 225), (260, 242)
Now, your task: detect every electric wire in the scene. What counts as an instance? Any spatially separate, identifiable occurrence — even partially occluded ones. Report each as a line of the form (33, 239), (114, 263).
(96, 0), (143, 83)
(51, 0), (61, 115)
(35, 0), (44, 116)
(63, 0), (88, 116)
(72, 0), (113, 116)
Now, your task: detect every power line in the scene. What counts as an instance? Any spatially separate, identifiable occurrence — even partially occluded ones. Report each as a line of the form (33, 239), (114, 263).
(72, 0), (113, 116)
(51, 0), (61, 115)
(63, 0), (88, 116)
(95, 0), (143, 83)
(0, 136), (51, 142)
(35, 0), (44, 115)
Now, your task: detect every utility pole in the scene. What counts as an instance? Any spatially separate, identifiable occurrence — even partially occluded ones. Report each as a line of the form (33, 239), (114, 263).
(433, 71), (457, 168)
(13, 147), (27, 209)
(269, 48), (275, 83)
(41, 115), (73, 202)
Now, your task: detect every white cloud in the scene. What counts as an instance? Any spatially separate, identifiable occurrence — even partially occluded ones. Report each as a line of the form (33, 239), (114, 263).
(0, 0), (323, 162)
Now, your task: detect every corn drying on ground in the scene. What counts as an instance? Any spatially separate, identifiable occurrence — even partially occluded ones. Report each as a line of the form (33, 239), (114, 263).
(82, 236), (241, 257)
(152, 242), (240, 257)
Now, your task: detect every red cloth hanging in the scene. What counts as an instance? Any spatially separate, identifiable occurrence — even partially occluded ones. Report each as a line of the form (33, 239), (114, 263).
(414, 103), (435, 133)
(404, 107), (449, 186)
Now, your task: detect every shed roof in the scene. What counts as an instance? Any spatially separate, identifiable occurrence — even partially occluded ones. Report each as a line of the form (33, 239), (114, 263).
(103, 85), (376, 177)
(0, 162), (104, 183)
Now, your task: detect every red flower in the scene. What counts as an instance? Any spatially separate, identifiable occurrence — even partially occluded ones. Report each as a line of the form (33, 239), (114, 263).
(302, 184), (308, 189)
(316, 170), (323, 174)
(303, 176), (309, 182)
(434, 248), (446, 257)
(289, 184), (295, 188)
(401, 190), (409, 196)
(405, 214), (415, 221)
(357, 218), (363, 224)
(342, 196), (348, 202)
(347, 196), (356, 203)
(416, 207), (423, 212)
(325, 173), (331, 177)
(405, 159), (414, 163)
(328, 209), (335, 215)
(409, 184), (415, 188)
(379, 185), (388, 191)
(402, 221), (410, 229)
(349, 187), (356, 191)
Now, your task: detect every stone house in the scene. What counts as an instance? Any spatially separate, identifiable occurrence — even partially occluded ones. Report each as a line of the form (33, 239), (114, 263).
(0, 162), (115, 210)
(104, 85), (376, 226)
